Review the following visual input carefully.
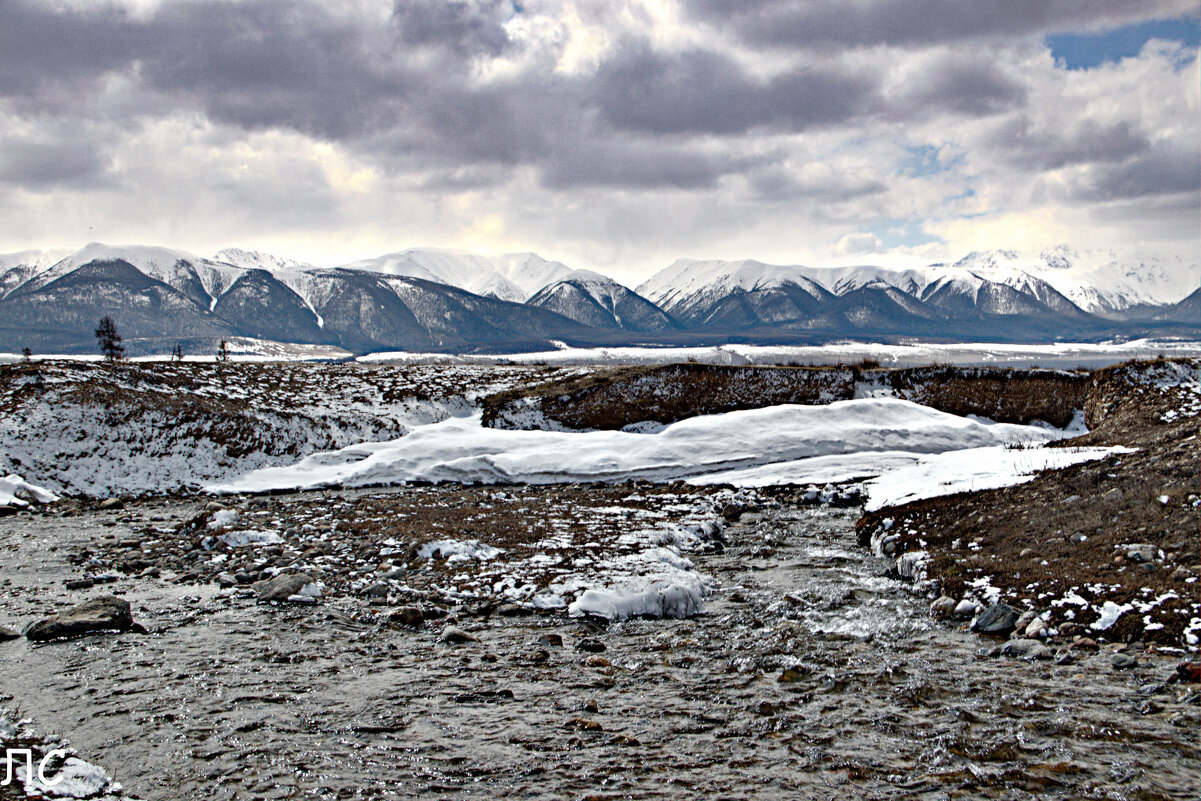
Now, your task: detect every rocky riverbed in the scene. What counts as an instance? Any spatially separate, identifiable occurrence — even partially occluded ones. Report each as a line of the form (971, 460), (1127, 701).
(2, 489), (1198, 800)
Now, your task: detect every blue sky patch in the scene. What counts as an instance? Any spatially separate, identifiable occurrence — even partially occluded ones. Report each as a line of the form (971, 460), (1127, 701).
(1047, 16), (1200, 70)
(867, 219), (944, 250)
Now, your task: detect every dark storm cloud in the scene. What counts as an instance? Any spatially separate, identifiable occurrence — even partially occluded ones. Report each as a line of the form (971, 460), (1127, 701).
(140, 1), (415, 140)
(590, 46), (876, 135)
(0, 0), (1193, 208)
(540, 133), (764, 189)
(0, 138), (109, 187)
(686, 0), (1198, 49)
(889, 54), (1026, 117)
(1070, 146), (1201, 201)
(986, 117), (1151, 170)
(392, 0), (514, 57)
(0, 2), (137, 94)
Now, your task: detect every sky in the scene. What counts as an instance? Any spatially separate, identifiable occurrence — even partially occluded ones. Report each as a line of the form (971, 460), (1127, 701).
(0, 0), (1198, 284)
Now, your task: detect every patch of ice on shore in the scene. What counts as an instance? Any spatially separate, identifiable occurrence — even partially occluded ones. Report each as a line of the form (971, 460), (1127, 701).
(862, 445), (1130, 511)
(569, 580), (704, 621)
(211, 399), (1065, 494)
(0, 473), (58, 507)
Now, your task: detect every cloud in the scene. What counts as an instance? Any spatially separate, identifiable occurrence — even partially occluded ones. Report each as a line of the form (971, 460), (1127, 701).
(684, 0), (1199, 49)
(0, 0), (1194, 277)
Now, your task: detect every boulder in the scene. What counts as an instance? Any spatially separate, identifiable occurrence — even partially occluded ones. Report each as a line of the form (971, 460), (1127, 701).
(971, 603), (1020, 636)
(253, 573), (316, 603)
(25, 596), (138, 641)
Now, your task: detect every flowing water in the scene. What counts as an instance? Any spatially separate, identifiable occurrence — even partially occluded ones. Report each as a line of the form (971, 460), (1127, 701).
(1, 492), (1197, 800)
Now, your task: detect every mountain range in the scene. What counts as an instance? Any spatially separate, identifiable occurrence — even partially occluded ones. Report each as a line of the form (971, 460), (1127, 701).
(0, 243), (1196, 355)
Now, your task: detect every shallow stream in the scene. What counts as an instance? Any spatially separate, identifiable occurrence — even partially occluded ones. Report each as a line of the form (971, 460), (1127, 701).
(1, 493), (1197, 799)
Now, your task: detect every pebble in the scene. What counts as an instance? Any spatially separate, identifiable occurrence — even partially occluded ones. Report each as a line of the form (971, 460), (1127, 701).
(0, 625), (21, 642)
(1112, 653), (1139, 670)
(1069, 637), (1100, 651)
(1024, 618), (1048, 639)
(576, 637), (606, 653)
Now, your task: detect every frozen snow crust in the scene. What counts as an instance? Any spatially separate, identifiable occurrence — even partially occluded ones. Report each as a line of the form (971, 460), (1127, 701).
(211, 399), (1069, 495)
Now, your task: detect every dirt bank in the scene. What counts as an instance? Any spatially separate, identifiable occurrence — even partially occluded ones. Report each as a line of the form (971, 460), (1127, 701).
(856, 358), (1200, 646)
(482, 362), (1090, 430)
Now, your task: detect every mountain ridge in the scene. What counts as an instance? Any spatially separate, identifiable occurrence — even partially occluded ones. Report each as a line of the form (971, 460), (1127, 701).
(0, 243), (1196, 355)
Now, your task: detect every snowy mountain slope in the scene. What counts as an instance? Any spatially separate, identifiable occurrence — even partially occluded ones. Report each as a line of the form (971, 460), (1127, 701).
(19, 243), (246, 310)
(0, 240), (1196, 353)
(527, 270), (676, 331)
(945, 248), (1199, 313)
(0, 248), (71, 300)
(341, 248), (573, 302)
(636, 259), (831, 315)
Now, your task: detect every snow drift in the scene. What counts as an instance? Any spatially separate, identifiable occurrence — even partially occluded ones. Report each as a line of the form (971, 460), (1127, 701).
(210, 398), (1066, 494)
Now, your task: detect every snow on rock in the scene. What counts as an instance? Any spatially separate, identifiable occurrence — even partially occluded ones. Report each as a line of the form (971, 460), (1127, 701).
(1090, 600), (1132, 632)
(218, 529), (285, 548)
(0, 473), (58, 507)
(211, 398), (1064, 493)
(418, 539), (503, 562)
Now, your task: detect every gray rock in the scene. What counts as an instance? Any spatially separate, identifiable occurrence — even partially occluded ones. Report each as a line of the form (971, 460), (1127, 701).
(1112, 653), (1139, 670)
(496, 603), (529, 617)
(99, 498), (124, 510)
(253, 573), (315, 602)
(953, 599), (980, 619)
(971, 603), (1020, 636)
(389, 606), (425, 627)
(438, 626), (478, 644)
(998, 639), (1050, 660)
(0, 626), (21, 642)
(930, 596), (957, 618)
(1013, 609), (1038, 633)
(1024, 618), (1048, 639)
(25, 596), (138, 641)
(1123, 544), (1158, 564)
(215, 572), (238, 588)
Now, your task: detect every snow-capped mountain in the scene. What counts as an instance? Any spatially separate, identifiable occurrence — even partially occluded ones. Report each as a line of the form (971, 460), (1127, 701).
(0, 242), (1196, 354)
(941, 247), (1198, 314)
(527, 270), (676, 331)
(0, 248), (72, 300)
(0, 243), (594, 354)
(341, 248), (573, 303)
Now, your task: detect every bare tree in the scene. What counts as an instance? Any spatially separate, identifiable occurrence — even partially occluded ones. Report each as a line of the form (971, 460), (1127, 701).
(216, 339), (230, 362)
(20, 347), (32, 363)
(172, 343), (184, 361)
(95, 316), (124, 362)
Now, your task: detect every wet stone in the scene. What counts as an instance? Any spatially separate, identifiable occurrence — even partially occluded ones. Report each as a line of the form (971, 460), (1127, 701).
(971, 603), (1020, 636)
(25, 596), (139, 641)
